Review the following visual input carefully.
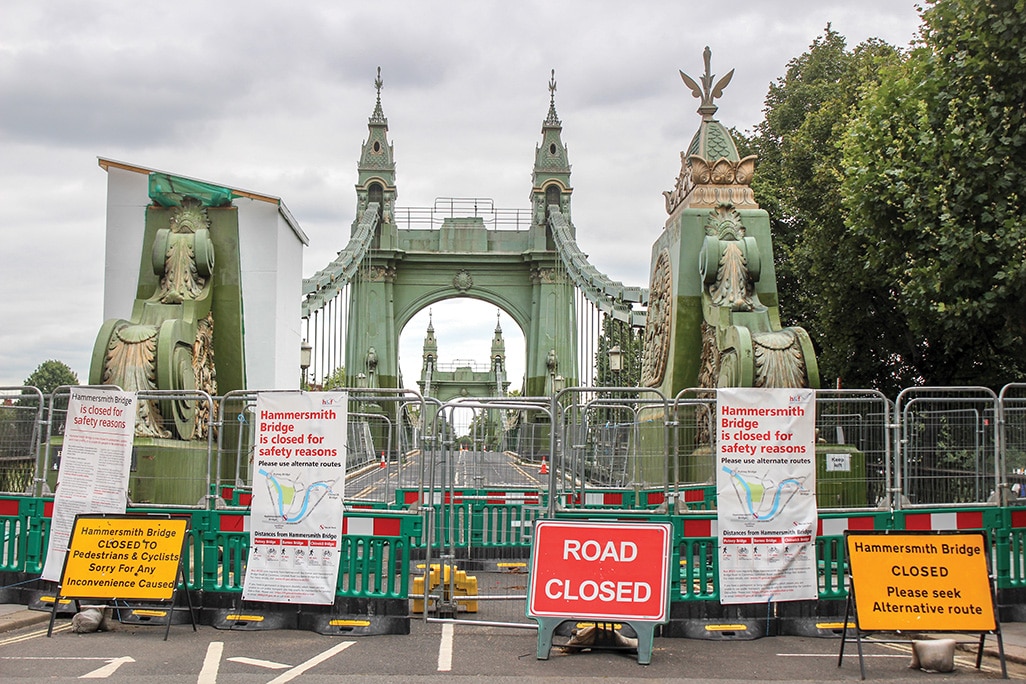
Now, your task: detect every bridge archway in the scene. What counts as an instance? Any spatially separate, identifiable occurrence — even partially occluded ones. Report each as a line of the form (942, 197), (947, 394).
(301, 70), (645, 398)
(399, 299), (525, 395)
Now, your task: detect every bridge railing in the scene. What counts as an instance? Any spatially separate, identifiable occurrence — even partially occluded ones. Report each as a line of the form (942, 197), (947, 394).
(391, 198), (533, 231)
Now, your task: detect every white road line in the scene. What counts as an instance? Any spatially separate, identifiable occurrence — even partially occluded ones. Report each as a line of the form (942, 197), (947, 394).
(265, 640), (355, 684)
(198, 641), (223, 684)
(437, 622), (454, 672)
(776, 653), (907, 658)
(227, 656), (291, 670)
(80, 655), (135, 678)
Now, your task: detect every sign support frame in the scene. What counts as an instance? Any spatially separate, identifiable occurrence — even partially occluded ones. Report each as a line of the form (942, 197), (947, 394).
(46, 513), (196, 641)
(526, 519), (673, 665)
(838, 530), (1007, 679)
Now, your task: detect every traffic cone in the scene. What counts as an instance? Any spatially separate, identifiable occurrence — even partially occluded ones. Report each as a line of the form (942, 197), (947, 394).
(539, 457), (549, 475)
(380, 451), (387, 468)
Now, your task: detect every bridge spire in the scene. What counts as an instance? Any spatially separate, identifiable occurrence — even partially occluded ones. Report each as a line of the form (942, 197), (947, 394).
(545, 69), (560, 126)
(356, 66), (397, 246)
(532, 68), (573, 229)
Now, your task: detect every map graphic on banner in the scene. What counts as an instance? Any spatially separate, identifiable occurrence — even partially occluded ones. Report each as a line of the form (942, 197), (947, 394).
(716, 387), (817, 604)
(257, 469), (340, 524)
(721, 468), (809, 522)
(243, 392), (347, 606)
(41, 388), (137, 582)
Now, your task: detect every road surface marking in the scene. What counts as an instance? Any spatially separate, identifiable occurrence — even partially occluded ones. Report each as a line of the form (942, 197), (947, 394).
(227, 656), (290, 670)
(265, 641), (354, 683)
(80, 656), (135, 678)
(198, 641), (223, 684)
(438, 622), (454, 672)
(0, 623), (72, 645)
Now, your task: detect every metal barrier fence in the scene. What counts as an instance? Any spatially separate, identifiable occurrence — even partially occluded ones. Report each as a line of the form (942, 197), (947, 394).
(4, 384), (1026, 631)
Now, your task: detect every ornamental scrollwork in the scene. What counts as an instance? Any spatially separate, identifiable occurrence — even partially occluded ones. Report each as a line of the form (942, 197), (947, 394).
(453, 269), (474, 291)
(641, 249), (672, 387)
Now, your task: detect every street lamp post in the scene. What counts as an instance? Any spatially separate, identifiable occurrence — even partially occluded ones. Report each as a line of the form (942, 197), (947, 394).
(607, 345), (623, 385)
(300, 340), (312, 388)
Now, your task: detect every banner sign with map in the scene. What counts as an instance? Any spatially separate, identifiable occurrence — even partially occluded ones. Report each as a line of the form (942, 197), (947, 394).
(716, 387), (817, 604)
(242, 392), (347, 605)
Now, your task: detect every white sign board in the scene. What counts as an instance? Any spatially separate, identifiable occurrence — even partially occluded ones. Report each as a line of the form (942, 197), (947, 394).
(243, 392), (347, 605)
(716, 387), (817, 604)
(42, 389), (137, 581)
(826, 453), (850, 472)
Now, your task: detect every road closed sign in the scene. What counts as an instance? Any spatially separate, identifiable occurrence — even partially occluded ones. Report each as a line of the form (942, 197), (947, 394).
(846, 531), (996, 633)
(528, 520), (672, 622)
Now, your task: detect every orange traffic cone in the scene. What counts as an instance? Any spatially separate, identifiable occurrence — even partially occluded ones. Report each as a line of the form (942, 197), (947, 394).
(539, 457), (549, 475)
(380, 451), (387, 468)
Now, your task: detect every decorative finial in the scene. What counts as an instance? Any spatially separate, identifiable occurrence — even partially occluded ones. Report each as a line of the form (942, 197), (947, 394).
(545, 68), (561, 126)
(679, 46), (734, 121)
(370, 67), (387, 124)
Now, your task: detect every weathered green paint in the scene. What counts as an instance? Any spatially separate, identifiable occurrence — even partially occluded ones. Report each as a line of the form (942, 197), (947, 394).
(344, 73), (579, 397)
(139, 205), (247, 394)
(91, 203), (246, 397)
(647, 50), (819, 398)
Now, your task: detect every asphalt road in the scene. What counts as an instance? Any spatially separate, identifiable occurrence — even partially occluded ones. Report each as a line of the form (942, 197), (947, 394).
(345, 449), (546, 503)
(1, 612), (1020, 683)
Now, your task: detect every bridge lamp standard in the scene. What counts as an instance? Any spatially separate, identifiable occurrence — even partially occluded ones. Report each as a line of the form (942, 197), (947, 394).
(607, 345), (624, 384)
(300, 340), (312, 387)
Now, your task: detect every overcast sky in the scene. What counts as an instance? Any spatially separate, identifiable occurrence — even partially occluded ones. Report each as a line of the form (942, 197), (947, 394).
(0, 1), (925, 391)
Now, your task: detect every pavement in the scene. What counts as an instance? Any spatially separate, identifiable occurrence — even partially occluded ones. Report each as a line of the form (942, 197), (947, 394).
(3, 601), (1026, 667)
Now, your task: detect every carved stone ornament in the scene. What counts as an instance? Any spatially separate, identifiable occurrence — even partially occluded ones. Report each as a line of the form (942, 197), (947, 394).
(366, 265), (396, 282)
(694, 321), (720, 446)
(453, 269), (474, 291)
(158, 199), (213, 304)
(191, 313), (217, 440)
(641, 249), (672, 387)
(530, 267), (558, 284)
(753, 330), (808, 388)
(103, 324), (170, 438)
(704, 206), (757, 312)
(664, 154), (758, 214)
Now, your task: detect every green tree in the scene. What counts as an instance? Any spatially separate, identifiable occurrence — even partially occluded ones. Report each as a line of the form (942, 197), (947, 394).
(739, 28), (904, 391)
(24, 359), (79, 395)
(321, 366), (346, 390)
(593, 315), (642, 387)
(842, 0), (1026, 389)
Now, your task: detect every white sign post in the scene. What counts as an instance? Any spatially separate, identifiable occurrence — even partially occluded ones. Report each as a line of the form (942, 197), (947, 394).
(243, 392), (347, 605)
(716, 387), (817, 604)
(42, 388), (137, 582)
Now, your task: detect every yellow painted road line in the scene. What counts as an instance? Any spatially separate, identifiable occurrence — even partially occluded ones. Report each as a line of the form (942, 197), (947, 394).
(0, 622), (73, 646)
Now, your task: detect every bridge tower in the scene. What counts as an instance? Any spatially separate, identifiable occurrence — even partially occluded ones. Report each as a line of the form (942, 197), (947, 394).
(337, 69), (579, 397)
(346, 68), (400, 389)
(525, 70), (578, 396)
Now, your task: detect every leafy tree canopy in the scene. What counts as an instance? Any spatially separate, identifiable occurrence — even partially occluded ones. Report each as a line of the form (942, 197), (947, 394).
(741, 26), (904, 392)
(24, 360), (79, 396)
(841, 0), (1026, 389)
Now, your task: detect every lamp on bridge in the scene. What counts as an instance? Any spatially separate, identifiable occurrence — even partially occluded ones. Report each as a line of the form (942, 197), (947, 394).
(552, 374), (565, 394)
(300, 339), (312, 387)
(607, 345), (623, 381)
(355, 372), (367, 389)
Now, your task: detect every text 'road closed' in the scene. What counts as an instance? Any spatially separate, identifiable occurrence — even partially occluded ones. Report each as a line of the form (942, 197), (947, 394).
(528, 521), (671, 622)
